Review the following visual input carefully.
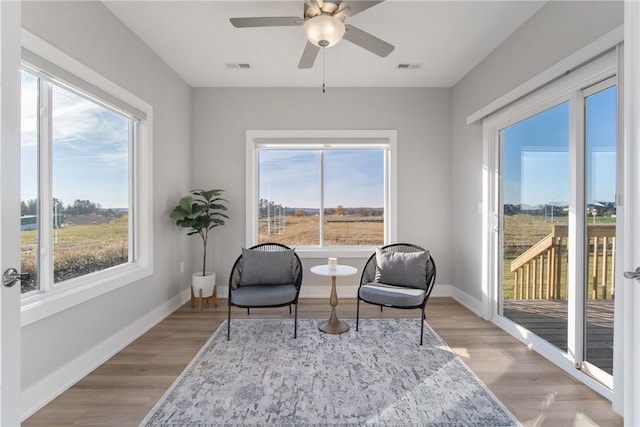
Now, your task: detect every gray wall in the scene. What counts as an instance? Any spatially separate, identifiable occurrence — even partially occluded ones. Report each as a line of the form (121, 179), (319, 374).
(191, 88), (452, 293)
(21, 0), (192, 396)
(450, 1), (623, 302)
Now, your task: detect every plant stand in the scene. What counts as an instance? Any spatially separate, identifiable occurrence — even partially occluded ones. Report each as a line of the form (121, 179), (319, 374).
(191, 285), (217, 312)
(191, 272), (216, 312)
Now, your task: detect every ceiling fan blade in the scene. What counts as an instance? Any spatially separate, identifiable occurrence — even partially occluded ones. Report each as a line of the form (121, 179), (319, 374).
(230, 17), (303, 28)
(336, 1), (384, 18)
(304, 0), (321, 18)
(298, 42), (321, 69)
(333, 5), (351, 20)
(343, 24), (394, 57)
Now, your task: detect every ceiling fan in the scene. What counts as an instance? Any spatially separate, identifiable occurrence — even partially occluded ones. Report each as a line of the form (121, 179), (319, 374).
(230, 0), (394, 69)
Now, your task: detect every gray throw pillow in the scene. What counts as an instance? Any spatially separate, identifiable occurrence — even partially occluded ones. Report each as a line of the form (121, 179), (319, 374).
(375, 248), (429, 289)
(240, 248), (295, 286)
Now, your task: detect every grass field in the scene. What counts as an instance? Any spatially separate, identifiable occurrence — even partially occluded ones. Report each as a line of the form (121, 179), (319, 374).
(21, 216), (128, 292)
(259, 215), (383, 246)
(22, 212), (616, 301)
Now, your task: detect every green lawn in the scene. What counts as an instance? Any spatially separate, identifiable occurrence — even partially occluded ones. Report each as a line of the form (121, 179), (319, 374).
(21, 216), (128, 245)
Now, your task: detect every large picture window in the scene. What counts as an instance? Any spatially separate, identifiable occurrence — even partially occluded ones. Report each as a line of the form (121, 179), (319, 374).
(21, 69), (133, 293)
(19, 35), (153, 325)
(247, 131), (397, 256)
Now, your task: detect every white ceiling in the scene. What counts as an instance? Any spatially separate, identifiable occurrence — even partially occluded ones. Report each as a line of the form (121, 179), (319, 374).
(103, 1), (545, 88)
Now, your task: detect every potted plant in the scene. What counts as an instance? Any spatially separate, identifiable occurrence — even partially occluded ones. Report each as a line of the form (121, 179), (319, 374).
(171, 189), (229, 307)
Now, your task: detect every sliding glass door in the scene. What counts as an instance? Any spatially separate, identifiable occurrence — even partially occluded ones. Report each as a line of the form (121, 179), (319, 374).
(492, 56), (617, 390)
(500, 102), (570, 352)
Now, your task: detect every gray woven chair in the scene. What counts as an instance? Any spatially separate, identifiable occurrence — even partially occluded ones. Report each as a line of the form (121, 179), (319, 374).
(227, 243), (303, 340)
(356, 243), (436, 345)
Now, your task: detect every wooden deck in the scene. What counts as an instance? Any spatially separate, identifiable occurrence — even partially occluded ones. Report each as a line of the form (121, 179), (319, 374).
(503, 299), (614, 373)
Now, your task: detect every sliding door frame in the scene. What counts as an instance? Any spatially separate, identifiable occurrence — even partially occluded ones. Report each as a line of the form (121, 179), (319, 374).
(482, 50), (617, 400)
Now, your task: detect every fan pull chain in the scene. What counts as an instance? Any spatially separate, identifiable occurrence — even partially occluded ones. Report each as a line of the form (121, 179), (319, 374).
(322, 47), (325, 94)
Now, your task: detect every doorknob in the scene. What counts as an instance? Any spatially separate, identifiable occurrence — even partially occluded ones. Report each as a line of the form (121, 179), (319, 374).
(2, 268), (30, 288)
(623, 267), (640, 281)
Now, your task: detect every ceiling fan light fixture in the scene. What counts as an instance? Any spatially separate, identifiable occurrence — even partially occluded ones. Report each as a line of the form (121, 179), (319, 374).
(304, 15), (345, 48)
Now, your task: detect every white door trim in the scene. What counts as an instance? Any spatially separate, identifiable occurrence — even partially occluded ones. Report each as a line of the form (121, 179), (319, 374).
(619, 2), (640, 422)
(0, 1), (23, 425)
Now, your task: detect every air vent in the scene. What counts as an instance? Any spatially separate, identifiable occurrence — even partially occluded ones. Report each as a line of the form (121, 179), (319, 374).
(226, 63), (252, 69)
(397, 63), (422, 70)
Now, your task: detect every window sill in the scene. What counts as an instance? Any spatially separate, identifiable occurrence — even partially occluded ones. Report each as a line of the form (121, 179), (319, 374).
(20, 263), (152, 327)
(292, 247), (377, 259)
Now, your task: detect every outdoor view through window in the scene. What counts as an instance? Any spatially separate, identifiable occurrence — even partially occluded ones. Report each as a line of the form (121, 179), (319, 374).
(258, 149), (385, 247)
(501, 84), (617, 375)
(20, 69), (132, 294)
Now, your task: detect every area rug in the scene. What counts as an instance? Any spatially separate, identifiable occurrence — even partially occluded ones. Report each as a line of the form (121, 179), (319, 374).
(141, 318), (519, 426)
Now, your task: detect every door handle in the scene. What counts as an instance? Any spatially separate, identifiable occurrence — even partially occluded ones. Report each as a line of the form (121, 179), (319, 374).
(623, 267), (640, 281)
(2, 268), (30, 288)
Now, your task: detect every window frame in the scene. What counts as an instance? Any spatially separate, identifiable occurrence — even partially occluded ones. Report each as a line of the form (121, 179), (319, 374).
(246, 130), (397, 258)
(19, 30), (153, 326)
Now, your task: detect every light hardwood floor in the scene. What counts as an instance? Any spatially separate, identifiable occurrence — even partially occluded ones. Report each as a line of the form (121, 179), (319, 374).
(24, 297), (623, 426)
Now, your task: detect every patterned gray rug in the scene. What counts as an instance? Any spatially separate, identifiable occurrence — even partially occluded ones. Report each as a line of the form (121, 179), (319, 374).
(141, 318), (519, 426)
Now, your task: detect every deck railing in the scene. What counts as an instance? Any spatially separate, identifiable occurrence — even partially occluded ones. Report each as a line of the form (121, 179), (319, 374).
(510, 224), (616, 300)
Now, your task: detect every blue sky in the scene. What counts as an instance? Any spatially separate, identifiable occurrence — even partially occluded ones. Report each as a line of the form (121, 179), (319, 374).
(259, 149), (384, 208)
(503, 86), (617, 207)
(21, 71), (130, 209)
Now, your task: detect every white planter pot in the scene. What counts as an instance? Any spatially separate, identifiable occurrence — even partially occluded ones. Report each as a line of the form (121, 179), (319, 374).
(192, 271), (216, 298)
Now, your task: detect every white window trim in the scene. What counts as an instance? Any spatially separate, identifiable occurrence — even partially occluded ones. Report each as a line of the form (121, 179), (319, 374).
(245, 130), (397, 258)
(19, 30), (154, 327)
(481, 50), (617, 401)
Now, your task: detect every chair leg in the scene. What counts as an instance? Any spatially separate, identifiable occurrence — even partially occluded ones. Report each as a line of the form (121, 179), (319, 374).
(420, 308), (425, 346)
(227, 303), (231, 341)
(356, 298), (360, 331)
(289, 304), (292, 314)
(294, 303), (298, 339)
(380, 306), (383, 312)
(247, 308), (250, 315)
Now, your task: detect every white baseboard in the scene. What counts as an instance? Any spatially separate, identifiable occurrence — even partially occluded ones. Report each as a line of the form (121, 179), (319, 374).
(429, 284), (453, 298)
(21, 288), (191, 421)
(449, 287), (484, 317)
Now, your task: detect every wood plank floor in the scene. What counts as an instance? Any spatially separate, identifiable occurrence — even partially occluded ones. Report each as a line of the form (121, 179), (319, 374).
(23, 297), (623, 427)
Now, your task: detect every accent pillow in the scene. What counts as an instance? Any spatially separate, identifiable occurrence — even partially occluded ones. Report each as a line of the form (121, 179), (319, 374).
(375, 248), (429, 289)
(240, 248), (295, 286)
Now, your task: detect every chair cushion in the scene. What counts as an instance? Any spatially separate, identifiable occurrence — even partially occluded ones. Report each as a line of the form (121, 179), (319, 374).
(359, 283), (426, 307)
(375, 248), (429, 289)
(240, 248), (295, 286)
(231, 284), (298, 306)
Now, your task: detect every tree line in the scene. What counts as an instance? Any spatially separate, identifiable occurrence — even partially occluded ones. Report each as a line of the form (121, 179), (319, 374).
(259, 198), (383, 218)
(21, 198), (125, 217)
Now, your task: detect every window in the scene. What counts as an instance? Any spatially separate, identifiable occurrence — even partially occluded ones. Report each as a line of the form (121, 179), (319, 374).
(246, 131), (397, 257)
(19, 34), (153, 325)
(20, 69), (132, 293)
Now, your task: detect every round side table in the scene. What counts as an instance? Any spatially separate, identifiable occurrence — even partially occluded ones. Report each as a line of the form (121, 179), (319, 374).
(310, 264), (358, 334)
